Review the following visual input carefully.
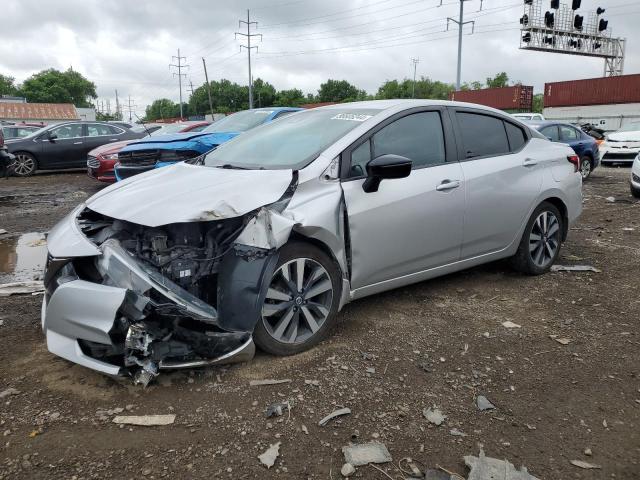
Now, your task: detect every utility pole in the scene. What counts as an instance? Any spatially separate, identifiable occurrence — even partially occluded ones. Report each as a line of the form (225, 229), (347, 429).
(170, 49), (188, 118)
(236, 10), (262, 109)
(411, 58), (420, 98)
(126, 95), (136, 123)
(115, 90), (121, 120)
(447, 0), (475, 90)
(106, 99), (111, 116)
(188, 79), (195, 96)
(202, 57), (214, 116)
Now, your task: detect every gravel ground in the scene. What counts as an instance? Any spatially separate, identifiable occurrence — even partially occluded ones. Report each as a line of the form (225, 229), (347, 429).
(0, 168), (638, 479)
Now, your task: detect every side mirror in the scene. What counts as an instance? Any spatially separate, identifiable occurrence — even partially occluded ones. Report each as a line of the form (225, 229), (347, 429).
(47, 132), (58, 141)
(362, 154), (412, 193)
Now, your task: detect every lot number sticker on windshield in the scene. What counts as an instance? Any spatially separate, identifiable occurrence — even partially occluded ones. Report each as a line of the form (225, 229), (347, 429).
(331, 113), (372, 122)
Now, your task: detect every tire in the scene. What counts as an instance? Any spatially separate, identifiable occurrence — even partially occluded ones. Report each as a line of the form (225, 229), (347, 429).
(10, 152), (37, 177)
(510, 202), (563, 276)
(253, 241), (342, 356)
(579, 156), (592, 180)
(631, 184), (640, 199)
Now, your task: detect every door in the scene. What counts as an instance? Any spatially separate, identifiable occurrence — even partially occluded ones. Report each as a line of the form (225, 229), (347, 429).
(342, 109), (465, 289)
(539, 125), (560, 142)
(559, 124), (585, 156)
(39, 123), (85, 168)
(454, 110), (543, 259)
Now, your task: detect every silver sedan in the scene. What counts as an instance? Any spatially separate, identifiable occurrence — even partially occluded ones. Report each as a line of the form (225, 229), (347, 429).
(42, 100), (582, 384)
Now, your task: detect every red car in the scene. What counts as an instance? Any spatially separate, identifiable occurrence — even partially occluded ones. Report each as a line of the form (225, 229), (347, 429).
(87, 121), (210, 183)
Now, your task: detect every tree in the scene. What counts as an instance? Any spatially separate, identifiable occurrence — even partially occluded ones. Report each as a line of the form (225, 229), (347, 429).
(252, 78), (276, 108)
(274, 88), (306, 107)
(145, 98), (178, 121)
(19, 68), (97, 107)
(376, 77), (455, 100)
(485, 72), (509, 89)
(0, 74), (18, 96)
(318, 79), (363, 103)
(532, 93), (544, 114)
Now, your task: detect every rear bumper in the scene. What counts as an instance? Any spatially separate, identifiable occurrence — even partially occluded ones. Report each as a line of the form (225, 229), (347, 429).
(600, 147), (640, 163)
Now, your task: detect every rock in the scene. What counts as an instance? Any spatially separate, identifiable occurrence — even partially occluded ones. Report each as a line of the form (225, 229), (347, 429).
(258, 442), (281, 468)
(266, 401), (291, 418)
(304, 379), (320, 386)
(465, 449), (540, 479)
(342, 442), (392, 466)
(318, 407), (351, 426)
(553, 337), (572, 345)
(476, 395), (496, 411)
(0, 387), (20, 398)
(249, 379), (291, 386)
(341, 463), (356, 477)
(112, 414), (175, 426)
(501, 321), (521, 329)
(366, 367), (376, 374)
(570, 460), (601, 469)
(423, 407), (446, 426)
(583, 448), (592, 456)
(301, 424), (309, 435)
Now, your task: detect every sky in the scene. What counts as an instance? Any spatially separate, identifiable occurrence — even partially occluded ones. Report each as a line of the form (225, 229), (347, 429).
(1, 0), (638, 117)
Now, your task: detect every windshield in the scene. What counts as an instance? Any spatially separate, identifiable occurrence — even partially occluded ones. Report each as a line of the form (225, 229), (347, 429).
(618, 122), (640, 132)
(202, 110), (273, 133)
(150, 123), (190, 136)
(204, 108), (380, 170)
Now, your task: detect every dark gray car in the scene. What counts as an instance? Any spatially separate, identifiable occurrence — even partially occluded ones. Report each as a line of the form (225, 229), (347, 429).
(5, 121), (143, 176)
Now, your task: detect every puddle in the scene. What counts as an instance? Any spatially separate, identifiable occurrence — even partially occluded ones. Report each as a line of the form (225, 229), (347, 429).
(0, 232), (47, 283)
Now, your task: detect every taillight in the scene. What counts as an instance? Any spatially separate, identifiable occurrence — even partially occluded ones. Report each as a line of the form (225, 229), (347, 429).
(567, 154), (580, 172)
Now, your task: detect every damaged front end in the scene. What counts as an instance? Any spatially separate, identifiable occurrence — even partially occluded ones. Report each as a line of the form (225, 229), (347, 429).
(42, 202), (285, 386)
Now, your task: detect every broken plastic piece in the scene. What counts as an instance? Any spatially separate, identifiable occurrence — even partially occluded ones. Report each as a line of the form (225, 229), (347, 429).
(318, 407), (351, 426)
(551, 265), (601, 273)
(342, 442), (392, 467)
(258, 441), (281, 469)
(465, 449), (539, 480)
(112, 414), (175, 426)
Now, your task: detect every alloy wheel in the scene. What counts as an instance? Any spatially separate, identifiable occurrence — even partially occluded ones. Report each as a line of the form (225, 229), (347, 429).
(12, 154), (36, 176)
(262, 258), (333, 344)
(580, 158), (591, 179)
(529, 211), (560, 268)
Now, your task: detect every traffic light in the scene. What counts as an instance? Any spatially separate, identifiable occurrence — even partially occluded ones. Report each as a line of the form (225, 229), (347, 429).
(596, 7), (605, 15)
(571, 0), (581, 9)
(522, 32), (532, 42)
(550, 0), (559, 9)
(520, 14), (529, 25)
(598, 19), (608, 31)
(544, 11), (555, 28)
(573, 15), (583, 30)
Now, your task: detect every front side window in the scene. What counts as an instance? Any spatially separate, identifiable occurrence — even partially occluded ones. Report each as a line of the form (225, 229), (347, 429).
(204, 108), (381, 170)
(50, 124), (83, 139)
(559, 125), (579, 141)
(456, 112), (510, 158)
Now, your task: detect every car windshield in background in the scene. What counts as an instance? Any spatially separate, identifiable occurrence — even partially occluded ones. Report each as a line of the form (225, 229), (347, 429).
(204, 109), (380, 170)
(203, 110), (273, 133)
(617, 122), (640, 132)
(151, 124), (189, 135)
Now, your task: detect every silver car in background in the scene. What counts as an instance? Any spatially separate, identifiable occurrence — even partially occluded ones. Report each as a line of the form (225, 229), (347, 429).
(42, 100), (582, 384)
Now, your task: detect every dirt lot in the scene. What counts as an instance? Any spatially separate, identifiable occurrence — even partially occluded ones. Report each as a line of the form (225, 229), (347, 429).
(0, 168), (638, 479)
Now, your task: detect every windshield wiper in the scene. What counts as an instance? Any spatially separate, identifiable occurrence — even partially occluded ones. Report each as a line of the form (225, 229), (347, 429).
(217, 164), (250, 170)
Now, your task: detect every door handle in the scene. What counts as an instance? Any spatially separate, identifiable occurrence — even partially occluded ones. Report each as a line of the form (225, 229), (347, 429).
(109, 138), (118, 141)
(73, 141), (83, 145)
(523, 158), (538, 167)
(436, 179), (461, 191)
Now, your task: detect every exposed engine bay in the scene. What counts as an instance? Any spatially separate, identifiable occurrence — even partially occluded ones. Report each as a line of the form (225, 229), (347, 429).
(53, 208), (279, 386)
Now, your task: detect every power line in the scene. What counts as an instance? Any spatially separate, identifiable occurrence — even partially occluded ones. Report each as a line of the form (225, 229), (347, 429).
(170, 49), (188, 118)
(236, 9), (262, 109)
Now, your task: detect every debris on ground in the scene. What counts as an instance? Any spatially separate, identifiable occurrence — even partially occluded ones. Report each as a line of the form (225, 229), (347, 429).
(550, 265), (601, 273)
(398, 457), (427, 478)
(476, 395), (496, 411)
(583, 447), (592, 456)
(0, 229), (7, 235)
(249, 379), (292, 386)
(606, 196), (615, 202)
(258, 441), (281, 469)
(425, 469), (454, 479)
(501, 321), (521, 329)
(112, 414), (176, 426)
(450, 428), (468, 437)
(0, 281), (44, 297)
(423, 406), (446, 426)
(465, 449), (540, 479)
(342, 442), (392, 466)
(0, 387), (20, 398)
(341, 462), (356, 477)
(570, 460), (601, 469)
(301, 424), (309, 434)
(266, 401), (291, 418)
(318, 407), (351, 426)
(552, 336), (572, 345)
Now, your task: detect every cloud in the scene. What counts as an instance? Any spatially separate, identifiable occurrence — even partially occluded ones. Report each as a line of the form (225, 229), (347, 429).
(0, 0), (637, 116)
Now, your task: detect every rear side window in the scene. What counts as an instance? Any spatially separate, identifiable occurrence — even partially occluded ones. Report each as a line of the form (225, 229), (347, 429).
(456, 112), (510, 158)
(107, 125), (124, 135)
(540, 125), (560, 142)
(559, 125), (579, 141)
(504, 122), (527, 151)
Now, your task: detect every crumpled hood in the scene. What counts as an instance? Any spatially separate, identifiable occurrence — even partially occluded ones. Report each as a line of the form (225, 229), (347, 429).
(89, 140), (134, 157)
(607, 130), (640, 142)
(120, 132), (240, 155)
(86, 162), (293, 227)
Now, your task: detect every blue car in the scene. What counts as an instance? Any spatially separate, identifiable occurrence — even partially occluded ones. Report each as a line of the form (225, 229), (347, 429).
(115, 107), (302, 181)
(527, 121), (600, 180)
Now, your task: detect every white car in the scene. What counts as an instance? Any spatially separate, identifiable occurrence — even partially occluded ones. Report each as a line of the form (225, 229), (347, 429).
(512, 113), (545, 121)
(600, 122), (640, 166)
(631, 155), (640, 198)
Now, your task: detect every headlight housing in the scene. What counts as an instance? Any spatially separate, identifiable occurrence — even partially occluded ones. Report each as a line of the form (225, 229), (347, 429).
(102, 153), (119, 161)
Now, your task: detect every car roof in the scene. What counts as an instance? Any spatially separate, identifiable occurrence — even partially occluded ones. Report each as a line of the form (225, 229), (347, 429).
(315, 99), (513, 117)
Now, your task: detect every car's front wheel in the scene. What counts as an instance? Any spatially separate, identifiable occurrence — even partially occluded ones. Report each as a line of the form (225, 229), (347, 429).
(510, 202), (563, 275)
(580, 156), (592, 180)
(254, 241), (342, 356)
(11, 152), (37, 177)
